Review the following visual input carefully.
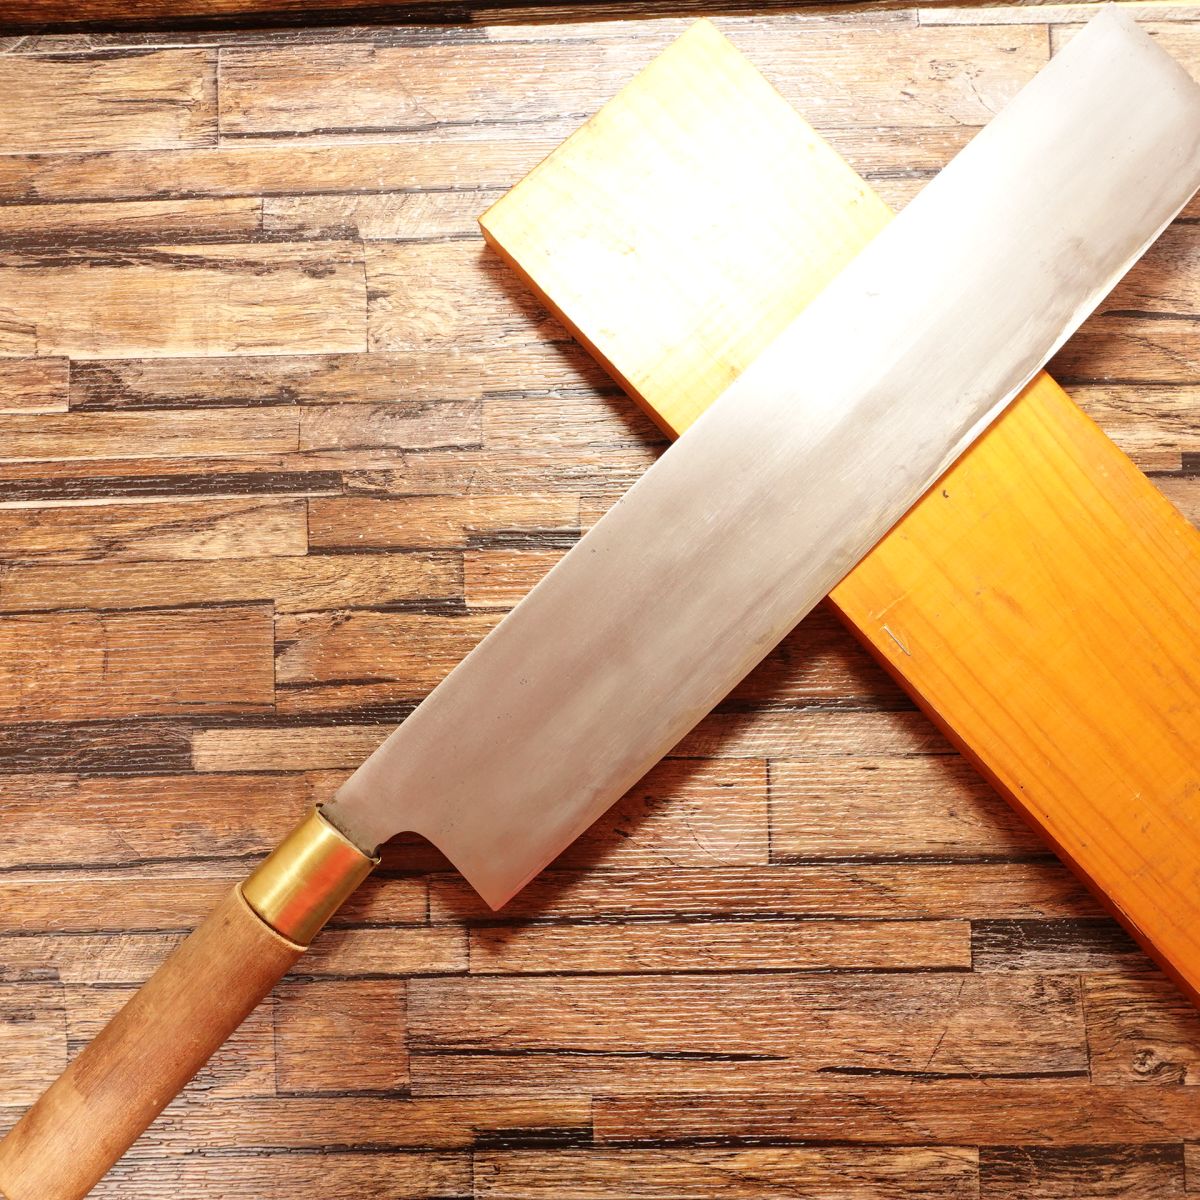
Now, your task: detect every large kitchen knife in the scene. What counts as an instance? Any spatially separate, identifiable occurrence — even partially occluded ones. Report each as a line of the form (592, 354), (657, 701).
(4, 11), (1200, 1200)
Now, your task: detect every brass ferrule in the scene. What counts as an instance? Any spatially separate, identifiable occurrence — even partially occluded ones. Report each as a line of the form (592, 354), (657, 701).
(241, 808), (378, 946)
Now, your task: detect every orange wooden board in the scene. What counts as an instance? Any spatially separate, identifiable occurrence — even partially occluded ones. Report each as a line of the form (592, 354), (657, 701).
(481, 20), (1200, 1000)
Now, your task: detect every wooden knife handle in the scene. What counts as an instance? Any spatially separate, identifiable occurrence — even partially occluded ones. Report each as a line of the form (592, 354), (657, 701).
(0, 809), (376, 1200)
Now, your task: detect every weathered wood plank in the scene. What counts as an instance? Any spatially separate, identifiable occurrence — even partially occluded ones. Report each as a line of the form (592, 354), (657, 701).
(922, 5), (1196, 25)
(0, 985), (66, 1110)
(263, 190), (505, 241)
(1071, 384), (1200, 473)
(0, 244), (365, 359)
(979, 1145), (1186, 1200)
(274, 979), (408, 1093)
(0, 498), (306, 562)
(464, 547), (565, 608)
(67, 344), (589, 410)
(0, 872), (426, 936)
(0, 359), (69, 413)
(92, 1153), (468, 1200)
(295, 924), (467, 978)
(594, 1082), (1200, 1145)
(408, 974), (1087, 1095)
(219, 25), (1041, 139)
(274, 610), (502, 711)
(366, 239), (560, 353)
(0, 197), (261, 246)
(0, 605), (274, 722)
(0, 50), (216, 155)
(972, 919), (1151, 974)
(475, 1147), (979, 1199)
(0, 553), (461, 614)
(1157, 475), (1200, 527)
(1085, 973), (1200, 1085)
(297, 401), (480, 454)
(125, 1093), (590, 1155)
(673, 708), (943, 759)
(191, 724), (389, 772)
(308, 494), (580, 551)
(726, 608), (907, 708)
(0, 138), (563, 205)
(769, 755), (1043, 861)
(430, 861), (1101, 924)
(0, 409), (300, 462)
(0, 773), (306, 868)
(468, 918), (971, 974)
(551, 757), (768, 871)
(1, 931), (194, 985)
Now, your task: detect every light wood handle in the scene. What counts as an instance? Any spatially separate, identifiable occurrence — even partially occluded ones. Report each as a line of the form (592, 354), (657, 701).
(0, 887), (301, 1200)
(0, 809), (376, 1200)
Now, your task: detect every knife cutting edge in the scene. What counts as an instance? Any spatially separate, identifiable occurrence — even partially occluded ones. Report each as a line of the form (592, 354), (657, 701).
(3, 11), (1200, 1200)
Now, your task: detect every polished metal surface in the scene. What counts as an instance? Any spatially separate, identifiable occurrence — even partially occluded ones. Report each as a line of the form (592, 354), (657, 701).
(326, 11), (1200, 909)
(241, 808), (378, 946)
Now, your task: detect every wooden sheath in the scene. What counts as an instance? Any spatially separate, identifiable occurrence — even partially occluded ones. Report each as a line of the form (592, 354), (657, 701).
(480, 21), (1200, 1000)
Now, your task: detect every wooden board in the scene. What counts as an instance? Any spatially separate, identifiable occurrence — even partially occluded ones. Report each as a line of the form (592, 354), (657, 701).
(1, 9), (1199, 1199)
(480, 19), (1200, 999)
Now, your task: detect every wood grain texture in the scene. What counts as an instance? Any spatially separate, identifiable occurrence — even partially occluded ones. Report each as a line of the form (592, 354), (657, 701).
(0, 51), (215, 155)
(1, 7), (1198, 1200)
(0, 888), (303, 1200)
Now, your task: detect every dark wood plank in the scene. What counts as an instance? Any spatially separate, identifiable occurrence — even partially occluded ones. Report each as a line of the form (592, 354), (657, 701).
(274, 979), (408, 1093)
(92, 1153), (468, 1200)
(408, 973), (1088, 1085)
(308, 493), (580, 551)
(769, 753), (1042, 861)
(217, 24), (1042, 139)
(475, 1147), (979, 1198)
(0, 772), (307, 868)
(273, 610), (502, 710)
(263, 189), (507, 241)
(0, 984), (66, 1110)
(366, 239), (560, 354)
(979, 1145), (1186, 1200)
(0, 359), (69, 412)
(0, 553), (462, 614)
(430, 861), (1103, 923)
(0, 605), (274, 722)
(125, 1093), (591, 1155)
(0, 197), (261, 246)
(0, 50), (216, 154)
(1084, 973), (1200, 1085)
(0, 871), (427, 935)
(0, 498), (307, 561)
(972, 919), (1151, 974)
(594, 1082), (1200, 1145)
(468, 918), (971, 973)
(0, 244), (366, 358)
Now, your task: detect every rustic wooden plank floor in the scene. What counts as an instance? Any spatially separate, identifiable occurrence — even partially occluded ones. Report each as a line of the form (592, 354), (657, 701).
(1, 5), (1199, 1198)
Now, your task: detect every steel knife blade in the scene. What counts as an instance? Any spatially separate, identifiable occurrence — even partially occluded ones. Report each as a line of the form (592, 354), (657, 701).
(325, 9), (1200, 907)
